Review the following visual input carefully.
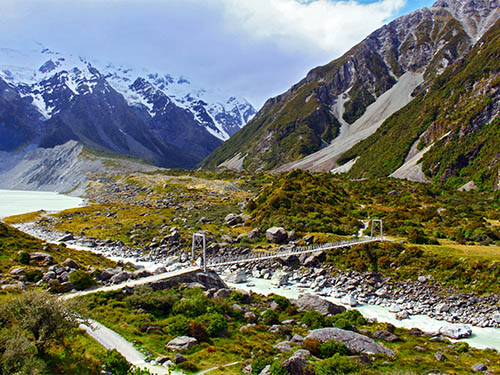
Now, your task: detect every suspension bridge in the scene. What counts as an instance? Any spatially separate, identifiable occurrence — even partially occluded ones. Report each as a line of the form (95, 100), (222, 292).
(193, 219), (385, 271)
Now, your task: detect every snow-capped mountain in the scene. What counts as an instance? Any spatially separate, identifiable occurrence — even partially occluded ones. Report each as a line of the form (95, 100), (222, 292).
(100, 63), (256, 140)
(0, 46), (256, 168)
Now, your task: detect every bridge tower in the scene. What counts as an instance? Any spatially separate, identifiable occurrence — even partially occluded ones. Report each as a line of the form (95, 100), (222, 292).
(191, 232), (207, 272)
(370, 219), (383, 240)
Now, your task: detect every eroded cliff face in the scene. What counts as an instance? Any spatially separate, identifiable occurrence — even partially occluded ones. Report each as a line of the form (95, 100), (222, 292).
(201, 0), (499, 173)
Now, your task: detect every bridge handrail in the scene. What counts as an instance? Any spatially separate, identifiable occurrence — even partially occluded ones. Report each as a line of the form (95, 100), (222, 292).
(206, 236), (384, 267)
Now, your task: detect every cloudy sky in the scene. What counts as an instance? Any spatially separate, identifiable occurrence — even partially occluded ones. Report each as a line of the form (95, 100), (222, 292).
(0, 0), (434, 108)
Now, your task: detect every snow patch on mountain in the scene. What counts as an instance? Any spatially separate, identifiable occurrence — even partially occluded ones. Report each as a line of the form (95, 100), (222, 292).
(0, 45), (256, 141)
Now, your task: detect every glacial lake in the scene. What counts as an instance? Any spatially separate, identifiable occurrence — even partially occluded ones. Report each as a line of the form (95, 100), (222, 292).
(0, 189), (84, 218)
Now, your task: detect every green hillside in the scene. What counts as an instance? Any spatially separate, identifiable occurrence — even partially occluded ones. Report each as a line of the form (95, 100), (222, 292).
(339, 18), (500, 189)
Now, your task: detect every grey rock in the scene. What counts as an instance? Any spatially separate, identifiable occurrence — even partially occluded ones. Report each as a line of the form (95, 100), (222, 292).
(58, 233), (74, 242)
(133, 269), (153, 279)
(167, 336), (197, 351)
(295, 293), (345, 316)
(438, 324), (472, 339)
(97, 268), (118, 281)
(283, 352), (308, 375)
(291, 334), (304, 343)
(273, 341), (292, 353)
(270, 270), (289, 287)
(30, 252), (54, 265)
(259, 364), (271, 375)
(266, 227), (287, 244)
(306, 328), (395, 356)
(63, 258), (80, 269)
(225, 213), (243, 226)
(247, 228), (260, 241)
(373, 330), (399, 342)
(110, 271), (132, 284)
(225, 270), (247, 284)
(244, 311), (257, 322)
(472, 363), (488, 372)
(173, 353), (187, 364)
(435, 352), (446, 362)
(10, 267), (26, 275)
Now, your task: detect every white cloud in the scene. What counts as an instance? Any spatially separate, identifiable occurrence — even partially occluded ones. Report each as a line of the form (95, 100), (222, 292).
(219, 0), (406, 55)
(0, 0), (412, 107)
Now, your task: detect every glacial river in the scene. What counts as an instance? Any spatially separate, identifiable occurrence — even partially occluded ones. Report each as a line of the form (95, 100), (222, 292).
(1, 189), (499, 351)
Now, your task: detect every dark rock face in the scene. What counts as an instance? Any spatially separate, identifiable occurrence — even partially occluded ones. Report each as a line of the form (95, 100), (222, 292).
(149, 270), (227, 291)
(294, 293), (345, 316)
(306, 327), (395, 356)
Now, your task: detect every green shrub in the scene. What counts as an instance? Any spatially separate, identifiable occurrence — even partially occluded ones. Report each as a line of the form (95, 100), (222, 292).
(456, 342), (470, 353)
(166, 315), (191, 336)
(263, 309), (280, 325)
(68, 270), (96, 291)
(125, 287), (177, 316)
(270, 360), (289, 375)
(25, 269), (42, 283)
(271, 294), (291, 310)
(333, 318), (352, 331)
(104, 349), (130, 375)
(198, 313), (228, 337)
(319, 340), (349, 358)
(302, 310), (325, 329)
(18, 252), (30, 265)
(314, 354), (359, 375)
(177, 361), (199, 373)
(172, 297), (212, 317)
(303, 338), (321, 356)
(252, 356), (273, 375)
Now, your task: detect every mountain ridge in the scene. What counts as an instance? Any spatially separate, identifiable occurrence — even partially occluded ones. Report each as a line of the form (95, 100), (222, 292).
(0, 46), (256, 169)
(200, 0), (500, 177)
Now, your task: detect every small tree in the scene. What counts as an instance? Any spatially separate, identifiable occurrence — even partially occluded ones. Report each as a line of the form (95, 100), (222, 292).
(5, 290), (81, 356)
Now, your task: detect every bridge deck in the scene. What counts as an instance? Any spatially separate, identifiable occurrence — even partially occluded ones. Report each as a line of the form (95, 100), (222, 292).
(207, 237), (383, 267)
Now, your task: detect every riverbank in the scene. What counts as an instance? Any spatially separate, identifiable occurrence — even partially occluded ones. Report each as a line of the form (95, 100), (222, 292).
(8, 219), (500, 352)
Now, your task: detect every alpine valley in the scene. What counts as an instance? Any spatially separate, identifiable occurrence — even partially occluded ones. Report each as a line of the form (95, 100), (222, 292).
(2, 1), (500, 375)
(202, 0), (500, 190)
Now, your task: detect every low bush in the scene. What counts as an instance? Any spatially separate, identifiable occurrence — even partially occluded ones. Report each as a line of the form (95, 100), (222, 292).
(314, 354), (359, 375)
(68, 270), (96, 291)
(104, 349), (130, 375)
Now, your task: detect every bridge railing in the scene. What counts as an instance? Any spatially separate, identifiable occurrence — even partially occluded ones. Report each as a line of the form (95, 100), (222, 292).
(206, 236), (383, 267)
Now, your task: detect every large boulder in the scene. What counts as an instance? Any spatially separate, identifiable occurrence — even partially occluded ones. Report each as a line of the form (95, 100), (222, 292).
(63, 258), (80, 269)
(97, 268), (118, 281)
(438, 324), (472, 339)
(30, 252), (54, 265)
(167, 336), (197, 351)
(225, 270), (248, 284)
(266, 227), (288, 244)
(294, 293), (345, 316)
(110, 271), (132, 284)
(247, 228), (261, 241)
(306, 328), (395, 356)
(225, 213), (243, 226)
(271, 270), (289, 287)
(283, 349), (310, 375)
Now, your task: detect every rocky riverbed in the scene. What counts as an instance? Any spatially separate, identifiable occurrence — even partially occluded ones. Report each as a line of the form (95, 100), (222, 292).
(12, 222), (500, 329)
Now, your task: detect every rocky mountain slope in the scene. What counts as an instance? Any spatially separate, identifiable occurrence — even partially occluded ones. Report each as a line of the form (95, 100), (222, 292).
(341, 16), (500, 189)
(0, 47), (255, 169)
(201, 0), (500, 176)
